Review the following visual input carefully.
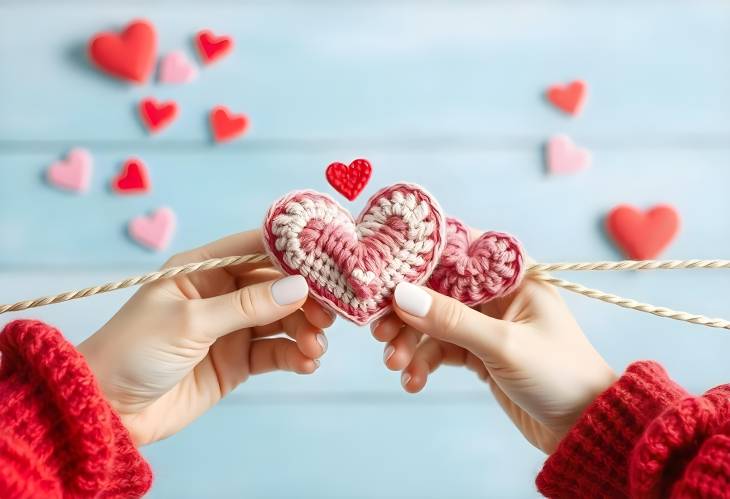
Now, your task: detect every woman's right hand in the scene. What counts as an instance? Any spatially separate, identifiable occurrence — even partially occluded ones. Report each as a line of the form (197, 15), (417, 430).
(372, 276), (617, 454)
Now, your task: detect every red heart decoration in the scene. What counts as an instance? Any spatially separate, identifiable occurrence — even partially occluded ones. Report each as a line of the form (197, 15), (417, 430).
(325, 159), (372, 201)
(88, 19), (157, 84)
(112, 158), (151, 195)
(210, 106), (248, 143)
(428, 218), (525, 306)
(263, 183), (446, 325)
(546, 80), (587, 116)
(605, 204), (680, 260)
(196, 30), (233, 64)
(139, 98), (178, 133)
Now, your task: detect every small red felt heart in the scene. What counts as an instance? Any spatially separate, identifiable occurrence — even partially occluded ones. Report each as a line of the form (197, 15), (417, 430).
(139, 98), (178, 133)
(546, 80), (587, 116)
(605, 204), (680, 260)
(325, 159), (372, 201)
(210, 106), (248, 143)
(112, 158), (151, 195)
(196, 30), (233, 64)
(89, 19), (157, 84)
(428, 218), (525, 306)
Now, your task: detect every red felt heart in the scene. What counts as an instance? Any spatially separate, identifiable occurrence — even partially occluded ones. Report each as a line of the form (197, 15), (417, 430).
(546, 80), (587, 116)
(325, 159), (372, 201)
(210, 106), (248, 143)
(112, 158), (151, 195)
(605, 204), (680, 260)
(89, 19), (157, 84)
(428, 218), (525, 306)
(196, 30), (233, 64)
(139, 98), (178, 133)
(263, 183), (446, 325)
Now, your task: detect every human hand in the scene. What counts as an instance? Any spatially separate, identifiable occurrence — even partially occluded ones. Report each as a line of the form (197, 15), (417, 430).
(372, 249), (616, 453)
(78, 230), (333, 446)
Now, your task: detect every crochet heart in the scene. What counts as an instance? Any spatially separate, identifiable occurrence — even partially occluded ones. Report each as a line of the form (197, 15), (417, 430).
(139, 98), (178, 133)
(263, 183), (446, 325)
(325, 159), (372, 201)
(88, 19), (156, 83)
(112, 158), (150, 194)
(606, 205), (680, 260)
(428, 218), (525, 306)
(196, 30), (233, 64)
(129, 207), (176, 251)
(158, 50), (198, 84)
(210, 106), (248, 142)
(546, 80), (587, 116)
(547, 135), (591, 174)
(46, 148), (93, 194)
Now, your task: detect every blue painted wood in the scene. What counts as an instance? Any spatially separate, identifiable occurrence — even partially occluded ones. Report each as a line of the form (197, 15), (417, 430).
(0, 2), (729, 142)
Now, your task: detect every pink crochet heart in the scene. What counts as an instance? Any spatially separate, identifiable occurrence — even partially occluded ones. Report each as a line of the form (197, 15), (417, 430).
(158, 50), (197, 84)
(46, 148), (93, 193)
(263, 183), (446, 325)
(428, 218), (525, 306)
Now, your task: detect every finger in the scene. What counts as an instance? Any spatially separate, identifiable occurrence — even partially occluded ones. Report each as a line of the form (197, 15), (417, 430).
(249, 338), (319, 375)
(301, 297), (336, 330)
(392, 282), (510, 359)
(401, 338), (467, 393)
(164, 229), (266, 268)
(370, 313), (404, 343)
(192, 275), (309, 339)
(280, 309), (327, 358)
(383, 325), (421, 371)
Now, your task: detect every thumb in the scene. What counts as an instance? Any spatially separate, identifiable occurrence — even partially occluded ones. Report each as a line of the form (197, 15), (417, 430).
(192, 275), (310, 339)
(392, 282), (509, 358)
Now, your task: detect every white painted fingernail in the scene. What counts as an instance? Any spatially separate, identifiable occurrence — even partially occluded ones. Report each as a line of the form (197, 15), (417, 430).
(394, 282), (432, 317)
(313, 359), (320, 370)
(316, 333), (328, 354)
(383, 344), (395, 363)
(369, 317), (382, 334)
(401, 372), (412, 388)
(272, 275), (309, 305)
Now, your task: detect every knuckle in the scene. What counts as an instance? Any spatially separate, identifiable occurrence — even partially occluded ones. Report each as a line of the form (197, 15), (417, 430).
(439, 298), (466, 336)
(235, 286), (259, 323)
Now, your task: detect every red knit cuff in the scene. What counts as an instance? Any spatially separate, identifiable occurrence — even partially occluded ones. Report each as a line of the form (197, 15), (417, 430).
(536, 361), (688, 498)
(0, 320), (152, 498)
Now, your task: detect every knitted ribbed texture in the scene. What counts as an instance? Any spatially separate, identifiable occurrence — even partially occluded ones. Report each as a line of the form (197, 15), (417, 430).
(536, 361), (730, 498)
(0, 320), (152, 498)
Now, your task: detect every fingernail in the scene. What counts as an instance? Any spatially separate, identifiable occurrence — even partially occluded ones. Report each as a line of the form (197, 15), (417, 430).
(401, 372), (412, 388)
(394, 282), (432, 317)
(316, 333), (328, 354)
(369, 317), (382, 334)
(323, 307), (336, 321)
(272, 275), (309, 305)
(383, 344), (395, 363)
(313, 359), (320, 370)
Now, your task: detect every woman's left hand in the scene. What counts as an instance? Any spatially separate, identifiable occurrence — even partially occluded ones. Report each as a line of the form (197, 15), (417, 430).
(78, 230), (334, 446)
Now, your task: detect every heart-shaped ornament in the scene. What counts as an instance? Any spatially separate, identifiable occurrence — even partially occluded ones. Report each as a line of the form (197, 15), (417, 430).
(139, 98), (178, 133)
(546, 80), (587, 116)
(112, 158), (151, 195)
(547, 135), (591, 174)
(428, 218), (525, 306)
(46, 148), (93, 194)
(606, 204), (680, 260)
(158, 50), (198, 84)
(263, 183), (446, 325)
(210, 106), (248, 142)
(196, 30), (233, 64)
(325, 159), (372, 201)
(88, 19), (156, 83)
(129, 207), (176, 251)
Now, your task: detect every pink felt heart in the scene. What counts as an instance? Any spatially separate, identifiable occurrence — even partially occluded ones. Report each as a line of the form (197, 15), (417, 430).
(46, 148), (93, 193)
(128, 207), (176, 251)
(547, 134), (591, 174)
(428, 218), (525, 307)
(158, 50), (197, 84)
(263, 183), (446, 325)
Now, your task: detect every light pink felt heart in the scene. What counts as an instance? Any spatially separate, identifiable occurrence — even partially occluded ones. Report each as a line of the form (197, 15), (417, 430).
(547, 135), (591, 174)
(158, 50), (198, 84)
(263, 183), (446, 325)
(46, 148), (93, 193)
(428, 218), (525, 307)
(128, 207), (176, 251)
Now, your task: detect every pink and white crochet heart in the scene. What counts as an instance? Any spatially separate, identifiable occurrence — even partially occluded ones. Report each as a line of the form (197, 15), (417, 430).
(428, 218), (525, 306)
(263, 183), (446, 325)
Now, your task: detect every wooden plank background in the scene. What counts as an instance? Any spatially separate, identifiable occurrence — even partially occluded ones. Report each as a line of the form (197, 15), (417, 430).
(1, 1), (729, 497)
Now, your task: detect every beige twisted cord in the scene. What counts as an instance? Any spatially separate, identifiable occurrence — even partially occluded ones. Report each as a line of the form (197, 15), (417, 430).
(1, 255), (728, 330)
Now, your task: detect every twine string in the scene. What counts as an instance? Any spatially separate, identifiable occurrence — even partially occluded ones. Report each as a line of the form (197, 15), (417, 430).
(1, 255), (728, 330)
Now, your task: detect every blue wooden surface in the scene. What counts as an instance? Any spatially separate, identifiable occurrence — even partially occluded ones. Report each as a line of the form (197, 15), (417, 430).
(1, 1), (730, 497)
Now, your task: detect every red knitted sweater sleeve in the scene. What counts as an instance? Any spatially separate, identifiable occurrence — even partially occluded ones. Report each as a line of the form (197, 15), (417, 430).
(0, 320), (152, 498)
(536, 361), (730, 498)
